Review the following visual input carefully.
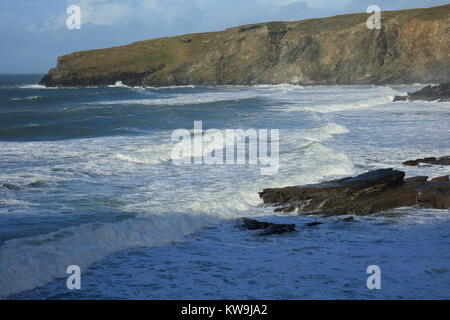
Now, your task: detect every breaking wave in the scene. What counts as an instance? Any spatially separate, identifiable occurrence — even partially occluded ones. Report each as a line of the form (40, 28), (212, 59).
(0, 213), (219, 298)
(11, 96), (43, 101)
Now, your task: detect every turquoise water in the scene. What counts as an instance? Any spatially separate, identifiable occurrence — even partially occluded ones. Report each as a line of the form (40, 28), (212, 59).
(0, 74), (449, 299)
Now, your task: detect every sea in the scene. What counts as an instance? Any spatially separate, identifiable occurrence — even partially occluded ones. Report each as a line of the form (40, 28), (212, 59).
(0, 74), (449, 299)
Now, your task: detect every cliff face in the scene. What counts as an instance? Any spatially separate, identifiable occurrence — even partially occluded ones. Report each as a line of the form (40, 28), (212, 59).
(41, 5), (450, 87)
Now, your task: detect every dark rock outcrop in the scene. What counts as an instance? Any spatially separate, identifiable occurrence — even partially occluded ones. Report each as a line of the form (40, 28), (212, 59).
(403, 156), (450, 166)
(394, 83), (450, 102)
(241, 218), (295, 236)
(41, 5), (450, 87)
(259, 169), (450, 216)
(306, 221), (323, 227)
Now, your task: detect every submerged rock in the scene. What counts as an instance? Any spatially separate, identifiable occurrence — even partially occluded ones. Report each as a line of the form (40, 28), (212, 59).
(259, 169), (450, 216)
(241, 219), (273, 230)
(306, 221), (323, 227)
(257, 224), (296, 236)
(402, 156), (450, 166)
(393, 83), (450, 102)
(241, 218), (295, 236)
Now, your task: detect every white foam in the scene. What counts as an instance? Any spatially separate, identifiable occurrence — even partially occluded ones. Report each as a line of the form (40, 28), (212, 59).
(11, 96), (43, 101)
(115, 152), (166, 164)
(94, 90), (266, 106)
(300, 123), (349, 141)
(113, 123), (350, 167)
(297, 94), (394, 113)
(0, 123), (356, 297)
(251, 83), (305, 90)
(7, 85), (425, 298)
(141, 85), (197, 90)
(93, 84), (399, 109)
(2, 82), (450, 299)
(0, 213), (220, 298)
(108, 81), (130, 88)
(18, 84), (59, 90)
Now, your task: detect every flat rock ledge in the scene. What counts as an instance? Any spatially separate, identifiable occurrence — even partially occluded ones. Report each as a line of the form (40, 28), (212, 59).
(394, 83), (450, 102)
(403, 156), (450, 166)
(259, 169), (450, 216)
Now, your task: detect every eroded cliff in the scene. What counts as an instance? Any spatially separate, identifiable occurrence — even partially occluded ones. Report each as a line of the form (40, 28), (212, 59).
(41, 5), (450, 87)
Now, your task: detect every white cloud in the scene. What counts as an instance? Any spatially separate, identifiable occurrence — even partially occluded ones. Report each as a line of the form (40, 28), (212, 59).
(27, 0), (133, 32)
(72, 0), (132, 26)
(26, 0), (355, 33)
(27, 13), (67, 32)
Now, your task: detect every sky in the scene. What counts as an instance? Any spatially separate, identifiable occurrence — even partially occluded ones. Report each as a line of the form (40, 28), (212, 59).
(0, 0), (448, 73)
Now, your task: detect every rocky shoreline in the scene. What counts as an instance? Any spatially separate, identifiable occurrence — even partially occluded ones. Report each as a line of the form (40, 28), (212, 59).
(394, 83), (450, 102)
(245, 161), (449, 236)
(403, 156), (450, 166)
(259, 168), (450, 216)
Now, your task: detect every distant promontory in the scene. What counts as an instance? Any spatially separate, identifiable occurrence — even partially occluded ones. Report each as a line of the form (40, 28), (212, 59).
(41, 5), (450, 87)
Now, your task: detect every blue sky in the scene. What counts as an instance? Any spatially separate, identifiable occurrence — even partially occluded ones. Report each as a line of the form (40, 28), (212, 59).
(0, 0), (447, 73)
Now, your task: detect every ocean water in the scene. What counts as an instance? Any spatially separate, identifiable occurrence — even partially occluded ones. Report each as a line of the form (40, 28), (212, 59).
(0, 74), (449, 299)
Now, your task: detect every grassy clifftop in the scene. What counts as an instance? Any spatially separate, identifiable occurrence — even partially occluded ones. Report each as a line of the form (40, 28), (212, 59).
(41, 5), (450, 87)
